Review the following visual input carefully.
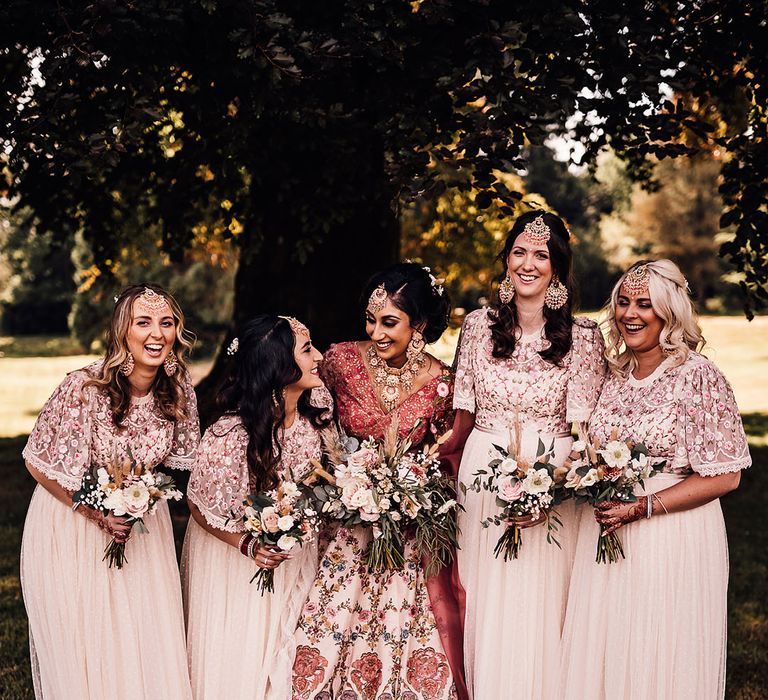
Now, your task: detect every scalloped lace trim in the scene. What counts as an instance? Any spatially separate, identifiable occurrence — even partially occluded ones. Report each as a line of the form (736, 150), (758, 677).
(695, 457), (752, 477)
(452, 397), (475, 412)
(22, 448), (82, 491)
(186, 490), (243, 533)
(163, 455), (194, 471)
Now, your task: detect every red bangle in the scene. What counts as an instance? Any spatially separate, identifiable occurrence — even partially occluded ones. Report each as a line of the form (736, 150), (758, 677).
(238, 533), (254, 557)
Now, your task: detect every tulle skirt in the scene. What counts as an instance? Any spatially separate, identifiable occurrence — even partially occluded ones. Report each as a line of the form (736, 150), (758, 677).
(181, 516), (318, 700)
(20, 485), (192, 700)
(559, 472), (729, 700)
(457, 426), (575, 700)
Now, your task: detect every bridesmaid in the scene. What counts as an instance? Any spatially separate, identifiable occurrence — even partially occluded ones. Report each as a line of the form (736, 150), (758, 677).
(21, 284), (199, 699)
(291, 263), (467, 700)
(183, 314), (332, 699)
(559, 260), (750, 700)
(449, 211), (606, 700)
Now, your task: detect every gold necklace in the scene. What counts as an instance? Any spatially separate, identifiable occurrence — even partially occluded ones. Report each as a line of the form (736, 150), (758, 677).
(366, 345), (427, 413)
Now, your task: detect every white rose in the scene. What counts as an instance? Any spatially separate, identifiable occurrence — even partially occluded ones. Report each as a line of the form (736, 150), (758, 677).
(277, 515), (295, 531)
(96, 468), (110, 486)
(522, 468), (553, 495)
(579, 468), (599, 487)
(571, 440), (587, 453)
(282, 481), (300, 498)
(277, 534), (296, 551)
(102, 489), (127, 515)
(499, 458), (518, 475)
(599, 440), (632, 470)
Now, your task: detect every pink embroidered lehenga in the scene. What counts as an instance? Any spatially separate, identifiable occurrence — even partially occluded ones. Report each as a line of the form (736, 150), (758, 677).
(291, 342), (465, 700)
(20, 362), (200, 699)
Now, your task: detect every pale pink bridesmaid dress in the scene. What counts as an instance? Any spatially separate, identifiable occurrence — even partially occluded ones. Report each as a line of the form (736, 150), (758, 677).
(560, 353), (751, 700)
(20, 361), (199, 699)
(182, 389), (330, 700)
(453, 308), (606, 700)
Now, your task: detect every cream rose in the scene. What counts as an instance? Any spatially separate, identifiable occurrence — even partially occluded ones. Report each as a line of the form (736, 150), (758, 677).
(261, 507), (280, 533)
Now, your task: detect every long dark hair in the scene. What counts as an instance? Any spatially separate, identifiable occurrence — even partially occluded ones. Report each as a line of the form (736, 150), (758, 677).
(215, 315), (331, 492)
(488, 211), (575, 366)
(361, 263), (451, 343)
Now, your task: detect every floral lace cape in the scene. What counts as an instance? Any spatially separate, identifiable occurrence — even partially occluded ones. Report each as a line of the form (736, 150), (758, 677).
(589, 352), (751, 476)
(23, 361), (200, 490)
(187, 386), (333, 533)
(453, 308), (607, 432)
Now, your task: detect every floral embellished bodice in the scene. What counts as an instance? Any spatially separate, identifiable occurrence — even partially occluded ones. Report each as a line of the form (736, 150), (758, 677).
(589, 352), (751, 476)
(453, 308), (606, 433)
(23, 361), (200, 490)
(187, 387), (332, 533)
(321, 342), (454, 445)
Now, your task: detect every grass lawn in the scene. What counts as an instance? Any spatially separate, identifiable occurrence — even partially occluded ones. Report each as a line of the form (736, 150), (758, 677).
(0, 322), (766, 697)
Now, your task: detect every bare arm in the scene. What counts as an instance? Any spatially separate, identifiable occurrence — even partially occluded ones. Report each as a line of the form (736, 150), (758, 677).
(187, 499), (289, 569)
(25, 460), (132, 542)
(596, 471), (741, 534)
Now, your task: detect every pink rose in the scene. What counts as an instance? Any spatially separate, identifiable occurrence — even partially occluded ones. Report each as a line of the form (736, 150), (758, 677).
(497, 475), (523, 503)
(260, 507), (280, 533)
(348, 448), (377, 470)
(436, 382), (450, 398)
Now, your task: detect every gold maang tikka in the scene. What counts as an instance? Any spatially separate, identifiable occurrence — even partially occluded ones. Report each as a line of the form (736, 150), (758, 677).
(134, 287), (170, 314)
(623, 265), (650, 295)
(521, 215), (551, 245)
(278, 315), (309, 336)
(367, 284), (388, 314)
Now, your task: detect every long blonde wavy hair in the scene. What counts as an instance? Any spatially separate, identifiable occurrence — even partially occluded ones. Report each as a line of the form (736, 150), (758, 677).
(82, 284), (195, 427)
(604, 259), (705, 378)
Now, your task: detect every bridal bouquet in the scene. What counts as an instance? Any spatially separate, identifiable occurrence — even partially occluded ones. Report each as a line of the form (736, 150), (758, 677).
(564, 430), (665, 563)
(72, 450), (182, 569)
(463, 419), (565, 561)
(238, 478), (320, 594)
(310, 420), (460, 575)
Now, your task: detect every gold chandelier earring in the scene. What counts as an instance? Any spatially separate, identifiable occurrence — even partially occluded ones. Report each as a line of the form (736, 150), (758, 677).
(544, 275), (568, 309)
(407, 329), (426, 361)
(119, 352), (135, 376)
(164, 350), (178, 377)
(499, 273), (515, 304)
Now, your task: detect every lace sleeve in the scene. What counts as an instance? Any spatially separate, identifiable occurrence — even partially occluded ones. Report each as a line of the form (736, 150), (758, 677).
(566, 319), (607, 423)
(453, 310), (483, 413)
(186, 418), (250, 532)
(675, 358), (751, 476)
(22, 370), (93, 490)
(164, 369), (201, 470)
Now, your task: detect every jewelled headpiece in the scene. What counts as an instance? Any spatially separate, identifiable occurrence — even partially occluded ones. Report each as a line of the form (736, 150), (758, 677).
(367, 284), (388, 314)
(226, 337), (239, 355)
(623, 264), (650, 295)
(134, 287), (171, 314)
(521, 215), (551, 245)
(279, 315), (309, 336)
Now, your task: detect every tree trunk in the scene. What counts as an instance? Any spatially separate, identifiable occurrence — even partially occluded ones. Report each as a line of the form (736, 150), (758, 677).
(195, 178), (399, 423)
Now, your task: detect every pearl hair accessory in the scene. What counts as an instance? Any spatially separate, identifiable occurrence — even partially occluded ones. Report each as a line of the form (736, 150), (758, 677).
(226, 337), (239, 355)
(623, 264), (650, 296)
(367, 284), (388, 314)
(521, 215), (551, 245)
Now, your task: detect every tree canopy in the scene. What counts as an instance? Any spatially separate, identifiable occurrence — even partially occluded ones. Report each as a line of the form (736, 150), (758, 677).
(2, 0), (766, 338)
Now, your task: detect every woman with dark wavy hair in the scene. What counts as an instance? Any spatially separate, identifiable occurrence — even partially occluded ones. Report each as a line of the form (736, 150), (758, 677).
(21, 284), (200, 699)
(182, 314), (332, 699)
(450, 211), (607, 699)
(291, 263), (467, 700)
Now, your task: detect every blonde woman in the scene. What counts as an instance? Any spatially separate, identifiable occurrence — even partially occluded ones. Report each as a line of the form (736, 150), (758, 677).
(559, 260), (750, 700)
(21, 284), (199, 699)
